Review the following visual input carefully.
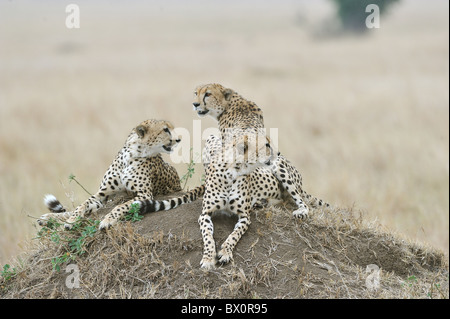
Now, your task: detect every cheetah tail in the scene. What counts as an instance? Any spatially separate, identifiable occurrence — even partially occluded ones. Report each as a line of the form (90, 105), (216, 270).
(134, 185), (205, 214)
(300, 190), (331, 209)
(43, 194), (67, 213)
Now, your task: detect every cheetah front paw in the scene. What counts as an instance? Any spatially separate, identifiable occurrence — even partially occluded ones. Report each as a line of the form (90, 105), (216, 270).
(37, 213), (52, 226)
(293, 205), (309, 220)
(200, 256), (216, 270)
(98, 215), (118, 230)
(217, 248), (233, 264)
(64, 222), (74, 230)
(63, 215), (79, 230)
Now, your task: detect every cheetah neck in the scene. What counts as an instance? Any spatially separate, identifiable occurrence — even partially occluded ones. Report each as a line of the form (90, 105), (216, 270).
(218, 95), (264, 132)
(120, 145), (161, 166)
(124, 132), (162, 160)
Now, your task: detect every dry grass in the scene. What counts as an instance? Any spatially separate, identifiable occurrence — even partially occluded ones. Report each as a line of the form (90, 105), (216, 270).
(0, 0), (448, 271)
(1, 194), (447, 299)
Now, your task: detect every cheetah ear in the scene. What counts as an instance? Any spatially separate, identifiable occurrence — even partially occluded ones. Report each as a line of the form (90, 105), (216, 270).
(136, 125), (147, 138)
(223, 88), (233, 101)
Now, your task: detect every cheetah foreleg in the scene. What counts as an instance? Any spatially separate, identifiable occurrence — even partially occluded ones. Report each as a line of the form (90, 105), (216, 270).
(198, 212), (216, 269)
(37, 211), (73, 226)
(99, 190), (153, 230)
(98, 200), (132, 230)
(217, 213), (251, 264)
(64, 168), (122, 229)
(64, 195), (105, 229)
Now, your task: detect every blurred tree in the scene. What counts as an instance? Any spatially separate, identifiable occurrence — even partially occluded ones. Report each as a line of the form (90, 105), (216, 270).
(331, 0), (401, 33)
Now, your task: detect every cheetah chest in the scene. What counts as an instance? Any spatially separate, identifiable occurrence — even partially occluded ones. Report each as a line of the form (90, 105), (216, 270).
(208, 168), (282, 216)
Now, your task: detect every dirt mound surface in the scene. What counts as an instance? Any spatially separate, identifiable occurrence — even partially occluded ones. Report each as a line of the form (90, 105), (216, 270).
(1, 192), (448, 299)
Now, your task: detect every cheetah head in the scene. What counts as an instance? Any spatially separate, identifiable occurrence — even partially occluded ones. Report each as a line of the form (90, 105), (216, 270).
(193, 83), (234, 120)
(223, 130), (276, 177)
(127, 119), (181, 158)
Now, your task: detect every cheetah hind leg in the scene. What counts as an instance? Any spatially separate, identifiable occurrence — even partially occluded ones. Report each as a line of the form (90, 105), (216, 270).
(271, 154), (310, 220)
(252, 198), (269, 209)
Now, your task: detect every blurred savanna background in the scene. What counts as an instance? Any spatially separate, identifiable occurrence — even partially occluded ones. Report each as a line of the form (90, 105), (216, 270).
(0, 0), (448, 265)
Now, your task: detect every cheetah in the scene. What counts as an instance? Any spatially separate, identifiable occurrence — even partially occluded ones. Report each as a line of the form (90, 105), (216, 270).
(37, 119), (190, 230)
(198, 131), (329, 269)
(193, 83), (330, 218)
(191, 83), (330, 269)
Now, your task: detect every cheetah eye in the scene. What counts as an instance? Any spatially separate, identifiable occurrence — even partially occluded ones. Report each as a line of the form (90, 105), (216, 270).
(265, 143), (270, 148)
(164, 128), (170, 133)
(194, 92), (197, 96)
(204, 92), (211, 97)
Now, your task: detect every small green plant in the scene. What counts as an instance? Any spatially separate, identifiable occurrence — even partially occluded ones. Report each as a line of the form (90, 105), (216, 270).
(1, 264), (17, 282)
(125, 202), (143, 222)
(401, 275), (419, 289)
(36, 217), (99, 272)
(406, 275), (417, 286)
(68, 173), (92, 196)
(180, 147), (200, 190)
(179, 148), (195, 189)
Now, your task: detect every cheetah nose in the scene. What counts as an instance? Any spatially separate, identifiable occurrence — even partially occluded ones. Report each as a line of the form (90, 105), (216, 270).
(175, 138), (181, 143)
(193, 102), (200, 108)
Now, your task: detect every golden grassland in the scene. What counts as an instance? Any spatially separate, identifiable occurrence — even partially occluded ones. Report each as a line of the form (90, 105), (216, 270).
(0, 0), (448, 264)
